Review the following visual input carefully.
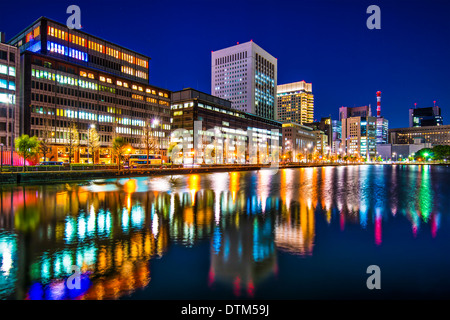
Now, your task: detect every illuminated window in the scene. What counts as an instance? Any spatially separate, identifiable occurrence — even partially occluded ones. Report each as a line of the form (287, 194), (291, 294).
(138, 86), (143, 92)
(99, 76), (106, 82)
(88, 73), (94, 79)
(33, 26), (40, 38)
(123, 82), (129, 88)
(117, 80), (122, 86)
(80, 71), (87, 77)
(107, 78), (112, 84)
(132, 85), (137, 90)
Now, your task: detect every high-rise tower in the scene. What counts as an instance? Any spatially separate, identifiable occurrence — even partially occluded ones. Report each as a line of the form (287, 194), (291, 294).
(211, 41), (277, 120)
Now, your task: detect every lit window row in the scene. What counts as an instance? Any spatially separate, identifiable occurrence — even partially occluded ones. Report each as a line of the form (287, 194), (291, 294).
(70, 34), (85, 47)
(106, 47), (120, 59)
(46, 26), (148, 69)
(122, 52), (134, 64)
(47, 41), (88, 62)
(136, 58), (147, 68)
(99, 76), (113, 84)
(0, 79), (16, 91)
(0, 64), (15, 76)
(79, 71), (95, 79)
(0, 93), (15, 105)
(25, 26), (40, 43)
(136, 70), (148, 80)
(32, 68), (98, 90)
(132, 94), (144, 101)
(88, 40), (104, 53)
(121, 65), (135, 76)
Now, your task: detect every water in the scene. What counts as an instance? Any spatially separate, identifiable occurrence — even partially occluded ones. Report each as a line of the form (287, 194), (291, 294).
(1, 165), (450, 300)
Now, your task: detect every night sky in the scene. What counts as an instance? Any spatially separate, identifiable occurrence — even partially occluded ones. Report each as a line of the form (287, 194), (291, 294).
(2, 0), (450, 128)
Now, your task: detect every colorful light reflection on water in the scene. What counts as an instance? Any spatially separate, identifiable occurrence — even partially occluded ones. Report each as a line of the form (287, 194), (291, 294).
(0, 165), (450, 299)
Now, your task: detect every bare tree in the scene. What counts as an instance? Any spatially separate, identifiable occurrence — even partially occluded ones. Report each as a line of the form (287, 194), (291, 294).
(87, 126), (101, 166)
(38, 118), (52, 162)
(141, 120), (159, 167)
(67, 120), (79, 169)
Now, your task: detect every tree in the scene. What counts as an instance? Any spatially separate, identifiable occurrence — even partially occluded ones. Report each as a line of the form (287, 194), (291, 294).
(415, 148), (433, 161)
(141, 120), (159, 167)
(284, 150), (292, 162)
(66, 121), (79, 169)
(15, 135), (40, 172)
(38, 119), (52, 162)
(112, 136), (128, 171)
(87, 126), (100, 165)
(432, 145), (450, 161)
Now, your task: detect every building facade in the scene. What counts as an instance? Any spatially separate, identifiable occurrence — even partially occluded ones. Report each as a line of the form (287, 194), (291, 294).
(0, 34), (19, 151)
(339, 105), (372, 120)
(376, 117), (389, 144)
(282, 122), (316, 162)
(211, 41), (277, 120)
(277, 81), (313, 124)
(389, 125), (450, 146)
(8, 17), (171, 164)
(171, 88), (282, 165)
(331, 120), (342, 153)
(304, 117), (331, 149)
(409, 106), (443, 127)
(341, 116), (377, 159)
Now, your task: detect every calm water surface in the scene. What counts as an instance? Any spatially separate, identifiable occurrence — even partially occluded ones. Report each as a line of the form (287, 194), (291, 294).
(1, 165), (450, 300)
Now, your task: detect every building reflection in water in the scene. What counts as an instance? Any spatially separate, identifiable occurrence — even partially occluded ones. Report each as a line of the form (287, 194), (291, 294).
(0, 165), (444, 299)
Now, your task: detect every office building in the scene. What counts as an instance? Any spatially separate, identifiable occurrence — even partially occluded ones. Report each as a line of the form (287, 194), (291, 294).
(339, 106), (377, 159)
(376, 117), (389, 144)
(0, 33), (19, 151)
(211, 41), (277, 120)
(171, 88), (282, 164)
(331, 120), (342, 153)
(409, 105), (443, 127)
(8, 17), (171, 164)
(375, 91), (388, 144)
(389, 125), (450, 146)
(304, 117), (331, 149)
(277, 81), (314, 124)
(282, 122), (316, 162)
(339, 105), (372, 120)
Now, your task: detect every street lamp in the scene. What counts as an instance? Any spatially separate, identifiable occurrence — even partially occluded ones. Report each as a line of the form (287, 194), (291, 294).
(392, 152), (396, 162)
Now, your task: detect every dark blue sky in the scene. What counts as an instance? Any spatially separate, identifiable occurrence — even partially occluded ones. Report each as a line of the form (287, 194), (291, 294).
(2, 0), (450, 128)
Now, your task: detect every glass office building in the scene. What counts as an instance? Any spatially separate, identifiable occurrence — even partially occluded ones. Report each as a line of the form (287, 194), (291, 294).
(171, 88), (282, 165)
(8, 17), (171, 163)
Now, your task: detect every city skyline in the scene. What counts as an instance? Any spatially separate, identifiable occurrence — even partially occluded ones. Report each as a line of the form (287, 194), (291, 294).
(1, 0), (449, 129)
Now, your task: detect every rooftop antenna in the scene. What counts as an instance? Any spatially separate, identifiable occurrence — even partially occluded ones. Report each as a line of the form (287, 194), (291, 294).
(414, 102), (417, 109)
(433, 100), (436, 107)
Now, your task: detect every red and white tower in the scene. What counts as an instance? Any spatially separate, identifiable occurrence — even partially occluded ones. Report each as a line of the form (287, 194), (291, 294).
(376, 91), (381, 117)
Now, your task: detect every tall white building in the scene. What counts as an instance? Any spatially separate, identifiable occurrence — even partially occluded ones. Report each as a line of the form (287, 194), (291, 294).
(211, 41), (277, 120)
